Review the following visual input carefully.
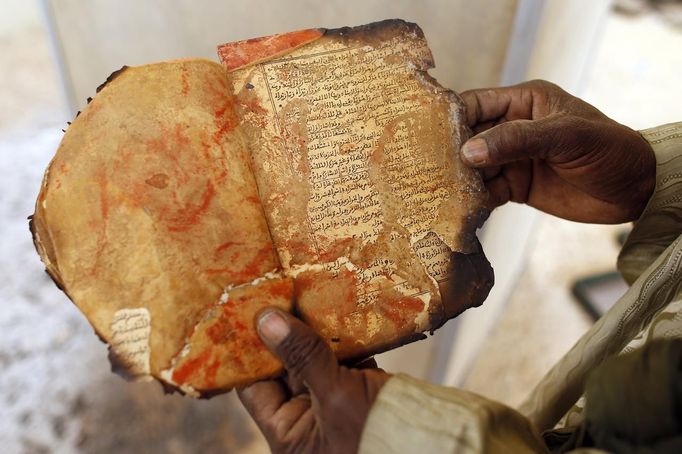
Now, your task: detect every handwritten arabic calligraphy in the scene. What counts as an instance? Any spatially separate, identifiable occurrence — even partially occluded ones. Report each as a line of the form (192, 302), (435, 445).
(262, 38), (454, 284)
(110, 308), (151, 375)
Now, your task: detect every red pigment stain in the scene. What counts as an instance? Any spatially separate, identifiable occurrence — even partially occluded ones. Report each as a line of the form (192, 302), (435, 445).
(295, 269), (359, 345)
(172, 350), (211, 385)
(238, 96), (268, 116)
(266, 279), (293, 300)
(144, 124), (187, 171)
(145, 136), (167, 154)
(166, 180), (216, 232)
(395, 297), (425, 313)
(205, 304), (248, 345)
(213, 241), (242, 259)
(285, 239), (318, 261)
(88, 169), (112, 276)
(244, 331), (265, 349)
(229, 347), (246, 372)
(173, 123), (190, 147)
(235, 320), (248, 331)
(98, 173), (109, 221)
(205, 245), (275, 278)
(318, 237), (356, 262)
(335, 269), (359, 316)
(218, 29), (324, 71)
(213, 101), (239, 144)
(244, 195), (260, 205)
(295, 269), (356, 311)
(144, 134), (181, 171)
(293, 272), (317, 298)
(203, 357), (220, 388)
(381, 297), (425, 327)
(210, 73), (228, 91)
(214, 167), (229, 184)
(206, 317), (234, 344)
(200, 140), (212, 160)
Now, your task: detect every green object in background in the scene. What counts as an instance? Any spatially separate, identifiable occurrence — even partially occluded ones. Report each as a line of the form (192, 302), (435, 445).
(571, 229), (630, 320)
(571, 272), (629, 320)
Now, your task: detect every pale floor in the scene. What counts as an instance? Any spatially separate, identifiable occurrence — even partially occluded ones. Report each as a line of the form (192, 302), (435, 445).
(0, 5), (680, 453)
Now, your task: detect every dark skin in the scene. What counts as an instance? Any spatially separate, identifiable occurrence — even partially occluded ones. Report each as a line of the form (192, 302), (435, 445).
(460, 79), (656, 223)
(239, 80), (657, 454)
(238, 309), (390, 454)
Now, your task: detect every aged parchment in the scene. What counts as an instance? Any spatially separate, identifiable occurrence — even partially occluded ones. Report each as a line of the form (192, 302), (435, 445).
(31, 60), (292, 393)
(32, 21), (492, 396)
(223, 20), (490, 357)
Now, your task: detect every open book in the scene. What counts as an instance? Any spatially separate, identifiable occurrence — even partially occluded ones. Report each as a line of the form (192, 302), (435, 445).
(31, 20), (493, 396)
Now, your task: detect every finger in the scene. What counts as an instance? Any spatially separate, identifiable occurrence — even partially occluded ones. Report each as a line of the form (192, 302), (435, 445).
(472, 119), (498, 135)
(341, 356), (382, 370)
(283, 403), (316, 442)
(461, 82), (538, 128)
(485, 175), (511, 210)
(483, 158), (533, 209)
(353, 357), (378, 370)
(480, 165), (501, 182)
(461, 80), (559, 128)
(461, 115), (568, 167)
(283, 371), (307, 397)
(269, 395), (312, 439)
(461, 89), (513, 128)
(238, 380), (288, 432)
(256, 309), (338, 397)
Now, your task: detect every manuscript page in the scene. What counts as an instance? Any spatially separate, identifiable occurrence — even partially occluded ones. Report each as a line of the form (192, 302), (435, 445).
(31, 60), (293, 394)
(221, 20), (491, 358)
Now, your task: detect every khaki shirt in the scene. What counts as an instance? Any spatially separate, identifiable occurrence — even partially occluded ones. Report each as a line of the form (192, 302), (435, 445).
(359, 122), (682, 453)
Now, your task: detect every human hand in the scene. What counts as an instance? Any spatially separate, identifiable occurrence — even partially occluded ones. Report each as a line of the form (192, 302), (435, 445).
(460, 80), (655, 223)
(238, 309), (390, 454)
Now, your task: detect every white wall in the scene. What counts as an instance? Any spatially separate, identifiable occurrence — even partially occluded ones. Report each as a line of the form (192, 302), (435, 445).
(440, 0), (612, 386)
(45, 0), (519, 115)
(0, 0), (39, 36)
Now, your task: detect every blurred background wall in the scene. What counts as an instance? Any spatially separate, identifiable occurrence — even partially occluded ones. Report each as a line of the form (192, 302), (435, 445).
(1, 0), (680, 452)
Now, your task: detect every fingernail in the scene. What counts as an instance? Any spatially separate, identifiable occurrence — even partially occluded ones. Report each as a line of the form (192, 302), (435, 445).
(462, 138), (489, 165)
(257, 310), (290, 345)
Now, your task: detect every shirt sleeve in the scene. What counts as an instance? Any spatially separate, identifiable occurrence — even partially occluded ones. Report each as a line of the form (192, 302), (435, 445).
(358, 374), (548, 454)
(618, 122), (682, 284)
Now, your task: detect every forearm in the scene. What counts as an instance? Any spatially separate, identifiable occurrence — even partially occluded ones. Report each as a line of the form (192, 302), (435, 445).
(619, 122), (682, 283)
(360, 374), (548, 454)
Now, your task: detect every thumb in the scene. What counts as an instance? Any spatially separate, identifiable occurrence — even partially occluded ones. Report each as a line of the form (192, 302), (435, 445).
(461, 116), (563, 167)
(257, 308), (338, 395)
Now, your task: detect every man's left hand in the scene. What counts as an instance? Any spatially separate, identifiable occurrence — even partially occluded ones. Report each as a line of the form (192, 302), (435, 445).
(238, 309), (391, 454)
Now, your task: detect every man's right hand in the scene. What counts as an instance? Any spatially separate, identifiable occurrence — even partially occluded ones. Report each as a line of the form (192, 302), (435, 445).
(460, 80), (656, 224)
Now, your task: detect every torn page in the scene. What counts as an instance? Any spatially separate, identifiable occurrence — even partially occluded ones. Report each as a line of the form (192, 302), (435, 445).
(221, 20), (492, 358)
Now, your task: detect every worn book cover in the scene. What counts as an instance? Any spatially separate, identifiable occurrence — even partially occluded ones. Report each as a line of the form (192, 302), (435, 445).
(31, 19), (493, 397)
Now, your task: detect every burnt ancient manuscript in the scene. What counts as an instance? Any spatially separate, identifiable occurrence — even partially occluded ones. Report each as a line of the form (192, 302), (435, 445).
(31, 20), (493, 396)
